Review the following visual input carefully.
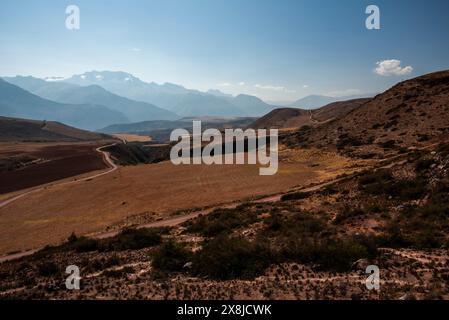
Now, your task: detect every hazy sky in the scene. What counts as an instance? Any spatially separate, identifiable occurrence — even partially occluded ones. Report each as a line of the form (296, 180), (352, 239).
(1, 0), (448, 101)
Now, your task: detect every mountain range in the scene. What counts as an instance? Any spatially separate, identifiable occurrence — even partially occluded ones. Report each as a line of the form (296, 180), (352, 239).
(3, 76), (178, 123)
(63, 71), (275, 117)
(1, 70), (375, 131)
(0, 79), (127, 130)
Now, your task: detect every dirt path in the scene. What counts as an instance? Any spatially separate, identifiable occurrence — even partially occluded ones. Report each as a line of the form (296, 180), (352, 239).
(0, 142), (441, 263)
(0, 144), (117, 210)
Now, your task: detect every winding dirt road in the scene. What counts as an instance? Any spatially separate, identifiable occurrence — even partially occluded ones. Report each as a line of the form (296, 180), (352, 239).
(0, 144), (117, 210)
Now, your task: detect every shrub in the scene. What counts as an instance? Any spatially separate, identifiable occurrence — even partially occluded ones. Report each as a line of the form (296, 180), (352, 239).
(37, 261), (60, 277)
(70, 237), (100, 253)
(415, 159), (434, 172)
(192, 235), (271, 280)
(184, 208), (258, 237)
(152, 240), (191, 272)
(265, 211), (327, 237)
(281, 191), (311, 201)
(334, 206), (365, 224)
(337, 135), (363, 149)
(102, 228), (163, 251)
(359, 170), (426, 200)
(276, 236), (376, 272)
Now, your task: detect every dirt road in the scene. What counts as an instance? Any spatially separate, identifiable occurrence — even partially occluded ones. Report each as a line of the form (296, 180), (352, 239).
(0, 144), (117, 209)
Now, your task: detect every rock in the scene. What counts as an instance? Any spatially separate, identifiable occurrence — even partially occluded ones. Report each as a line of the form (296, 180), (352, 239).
(183, 262), (193, 269)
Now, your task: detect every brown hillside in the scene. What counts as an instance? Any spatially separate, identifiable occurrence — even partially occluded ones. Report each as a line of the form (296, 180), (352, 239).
(291, 70), (449, 152)
(249, 108), (309, 129)
(312, 98), (370, 122)
(0, 116), (110, 141)
(250, 98), (369, 129)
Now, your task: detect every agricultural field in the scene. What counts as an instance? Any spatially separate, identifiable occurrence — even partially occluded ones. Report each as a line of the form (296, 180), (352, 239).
(0, 142), (109, 194)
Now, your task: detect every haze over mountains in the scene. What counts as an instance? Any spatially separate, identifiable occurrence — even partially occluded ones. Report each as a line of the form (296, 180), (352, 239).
(64, 71), (275, 117)
(4, 76), (178, 123)
(0, 79), (127, 130)
(1, 70), (375, 131)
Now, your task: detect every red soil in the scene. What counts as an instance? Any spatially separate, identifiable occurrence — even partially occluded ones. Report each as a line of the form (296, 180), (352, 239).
(0, 144), (107, 194)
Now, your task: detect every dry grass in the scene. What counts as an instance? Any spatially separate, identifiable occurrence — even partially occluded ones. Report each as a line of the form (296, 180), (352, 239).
(0, 147), (361, 255)
(112, 134), (152, 143)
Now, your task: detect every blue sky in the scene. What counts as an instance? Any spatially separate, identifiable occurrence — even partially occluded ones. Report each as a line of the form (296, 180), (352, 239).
(1, 0), (448, 101)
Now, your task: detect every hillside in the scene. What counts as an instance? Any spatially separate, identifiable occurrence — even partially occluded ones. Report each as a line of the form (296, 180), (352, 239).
(289, 95), (338, 109)
(0, 79), (128, 130)
(289, 70), (449, 154)
(250, 108), (310, 129)
(0, 116), (110, 141)
(312, 98), (370, 122)
(289, 94), (373, 109)
(250, 98), (369, 129)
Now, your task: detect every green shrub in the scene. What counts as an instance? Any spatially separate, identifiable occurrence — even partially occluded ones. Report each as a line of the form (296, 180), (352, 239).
(102, 228), (163, 251)
(152, 240), (191, 272)
(265, 211), (327, 236)
(192, 235), (271, 280)
(184, 208), (258, 237)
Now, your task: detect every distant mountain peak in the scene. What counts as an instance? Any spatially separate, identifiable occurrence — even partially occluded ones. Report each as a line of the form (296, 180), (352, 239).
(72, 71), (139, 83)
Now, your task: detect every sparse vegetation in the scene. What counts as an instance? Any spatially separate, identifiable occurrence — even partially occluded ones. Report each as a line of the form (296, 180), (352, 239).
(152, 240), (191, 272)
(184, 207), (259, 237)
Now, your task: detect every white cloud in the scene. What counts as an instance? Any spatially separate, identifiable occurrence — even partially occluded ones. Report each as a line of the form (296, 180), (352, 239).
(217, 82), (232, 87)
(303, 85), (309, 88)
(238, 82), (245, 86)
(374, 59), (413, 76)
(131, 47), (141, 52)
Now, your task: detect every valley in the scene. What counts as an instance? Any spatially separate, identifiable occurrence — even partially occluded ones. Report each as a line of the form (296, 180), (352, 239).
(0, 70), (448, 301)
